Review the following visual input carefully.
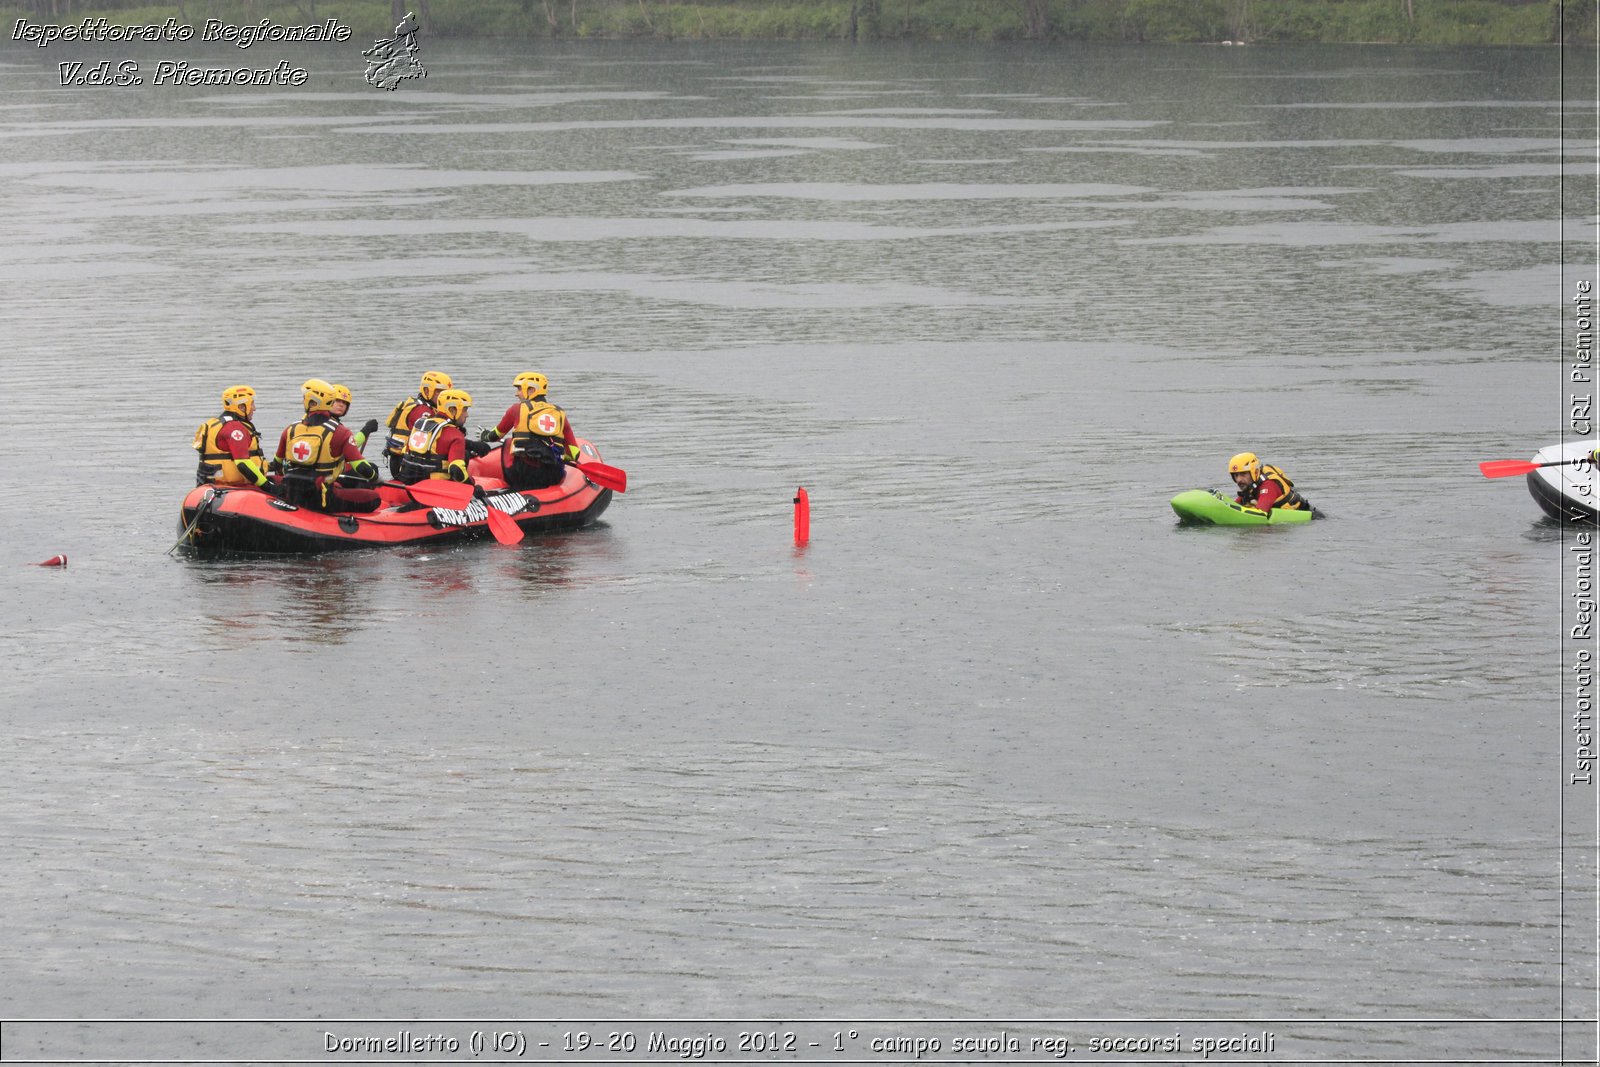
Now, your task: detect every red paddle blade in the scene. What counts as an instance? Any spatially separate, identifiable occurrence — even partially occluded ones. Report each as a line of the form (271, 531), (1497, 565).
(406, 479), (475, 507)
(1479, 459), (1541, 479)
(484, 504), (524, 545)
(578, 460), (626, 493)
(375, 483), (412, 507)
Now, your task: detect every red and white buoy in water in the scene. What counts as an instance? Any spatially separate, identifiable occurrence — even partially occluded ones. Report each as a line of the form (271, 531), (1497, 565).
(36, 554), (67, 567)
(793, 487), (810, 546)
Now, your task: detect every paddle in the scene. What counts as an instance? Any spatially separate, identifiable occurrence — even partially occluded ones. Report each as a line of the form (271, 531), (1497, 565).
(376, 479), (521, 542)
(1479, 457), (1593, 479)
(575, 460), (627, 493)
(484, 503), (524, 545)
(395, 479), (476, 508)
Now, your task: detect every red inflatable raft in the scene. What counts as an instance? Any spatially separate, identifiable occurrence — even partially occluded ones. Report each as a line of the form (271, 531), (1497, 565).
(177, 439), (615, 555)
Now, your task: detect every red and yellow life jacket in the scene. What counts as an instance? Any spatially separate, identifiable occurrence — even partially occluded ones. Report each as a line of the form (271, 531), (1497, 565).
(1240, 464), (1306, 510)
(282, 419), (344, 479)
(383, 395), (426, 458)
(510, 399), (567, 452)
(192, 414), (264, 486)
(399, 415), (456, 480)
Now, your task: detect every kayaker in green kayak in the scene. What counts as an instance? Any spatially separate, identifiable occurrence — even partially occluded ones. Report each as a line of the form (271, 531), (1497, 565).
(1229, 452), (1312, 516)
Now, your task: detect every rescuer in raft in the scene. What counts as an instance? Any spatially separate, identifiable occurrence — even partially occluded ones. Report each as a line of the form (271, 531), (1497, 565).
(271, 379), (383, 513)
(1229, 452), (1310, 514)
(327, 382), (382, 490)
(193, 385), (273, 489)
(328, 383), (380, 450)
(396, 388), (481, 489)
(477, 372), (580, 490)
(381, 370), (452, 479)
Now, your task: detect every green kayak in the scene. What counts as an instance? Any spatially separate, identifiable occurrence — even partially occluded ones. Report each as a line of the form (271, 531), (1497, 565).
(1170, 488), (1317, 526)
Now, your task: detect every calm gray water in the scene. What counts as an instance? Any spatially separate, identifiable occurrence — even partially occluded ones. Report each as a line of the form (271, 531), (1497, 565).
(1, 35), (1596, 1062)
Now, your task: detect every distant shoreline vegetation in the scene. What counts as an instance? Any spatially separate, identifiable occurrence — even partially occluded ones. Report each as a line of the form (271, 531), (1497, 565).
(6, 0), (1595, 45)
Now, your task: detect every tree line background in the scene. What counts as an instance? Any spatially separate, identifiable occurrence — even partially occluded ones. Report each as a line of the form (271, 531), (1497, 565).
(5, 0), (1594, 45)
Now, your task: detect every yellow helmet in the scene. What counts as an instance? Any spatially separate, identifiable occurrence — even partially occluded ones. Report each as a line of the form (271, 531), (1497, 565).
(419, 370), (453, 404)
(302, 378), (337, 414)
(435, 388), (472, 424)
(330, 383), (352, 406)
(1228, 452), (1261, 480)
(221, 385), (255, 418)
(514, 372), (548, 400)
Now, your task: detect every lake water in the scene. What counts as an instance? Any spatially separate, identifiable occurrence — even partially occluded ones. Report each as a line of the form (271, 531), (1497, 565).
(1, 34), (1597, 1063)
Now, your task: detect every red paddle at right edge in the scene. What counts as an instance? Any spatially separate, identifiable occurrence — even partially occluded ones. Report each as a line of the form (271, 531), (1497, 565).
(1479, 458), (1588, 479)
(576, 461), (627, 493)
